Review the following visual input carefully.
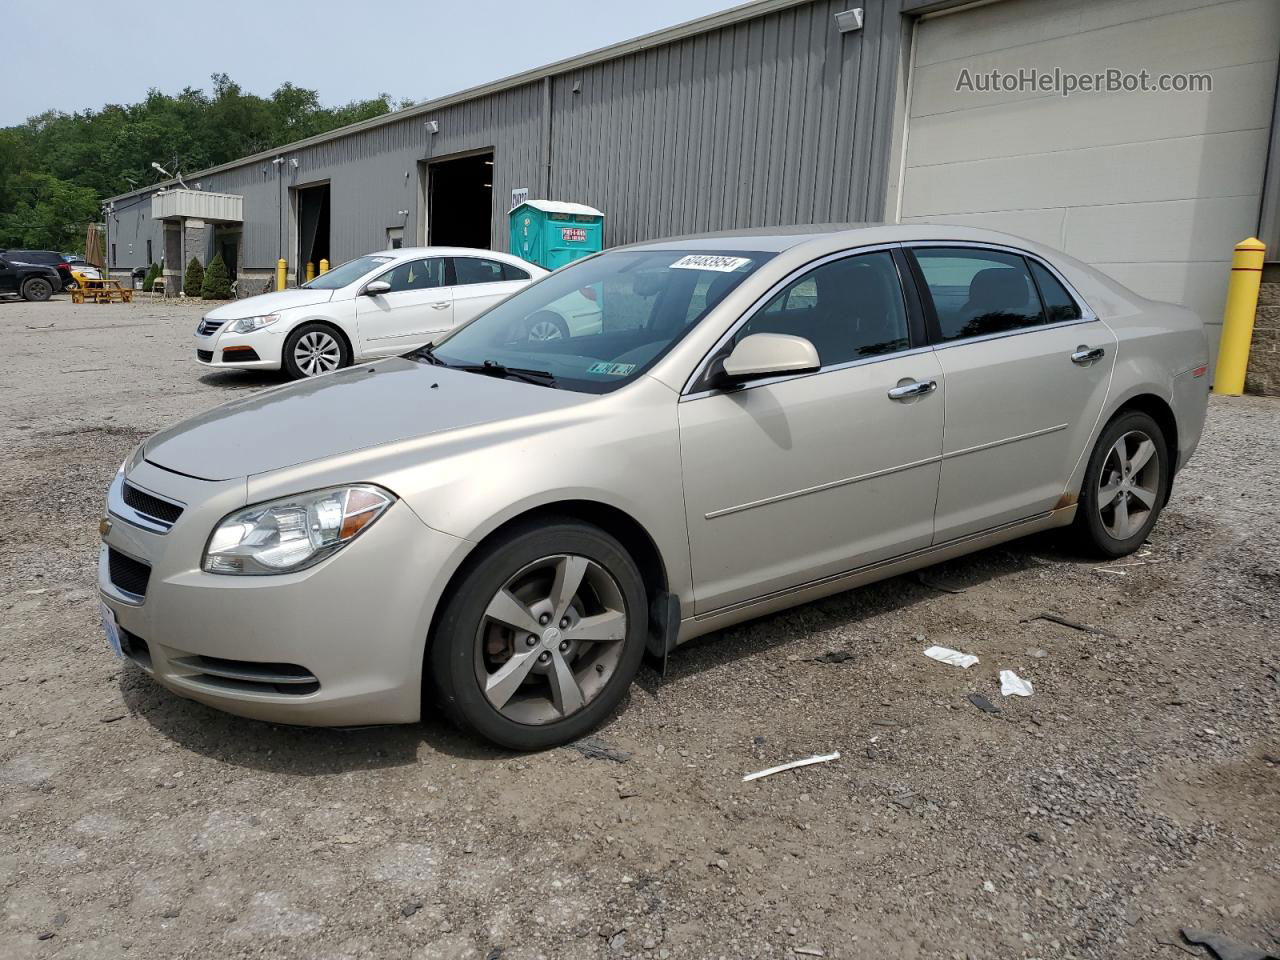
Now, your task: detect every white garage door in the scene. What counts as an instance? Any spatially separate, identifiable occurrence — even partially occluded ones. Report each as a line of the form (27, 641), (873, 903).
(897, 0), (1280, 355)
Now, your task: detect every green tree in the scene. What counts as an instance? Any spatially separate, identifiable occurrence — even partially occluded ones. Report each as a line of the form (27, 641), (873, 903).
(142, 261), (161, 292)
(183, 256), (204, 297)
(0, 75), (397, 254)
(200, 253), (232, 299)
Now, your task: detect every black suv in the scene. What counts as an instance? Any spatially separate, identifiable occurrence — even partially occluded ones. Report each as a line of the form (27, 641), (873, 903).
(0, 255), (60, 301)
(0, 249), (74, 290)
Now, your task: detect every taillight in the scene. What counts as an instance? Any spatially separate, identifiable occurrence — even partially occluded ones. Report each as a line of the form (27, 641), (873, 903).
(578, 285), (598, 302)
(1192, 365), (1208, 378)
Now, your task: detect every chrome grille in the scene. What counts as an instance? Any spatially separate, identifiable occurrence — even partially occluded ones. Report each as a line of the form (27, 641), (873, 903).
(196, 317), (226, 337)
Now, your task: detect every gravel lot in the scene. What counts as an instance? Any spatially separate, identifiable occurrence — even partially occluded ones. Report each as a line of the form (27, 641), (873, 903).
(2, 294), (1277, 960)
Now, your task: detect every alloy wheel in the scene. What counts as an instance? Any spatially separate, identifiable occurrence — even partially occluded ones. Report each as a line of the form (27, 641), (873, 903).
(1097, 429), (1160, 540)
(474, 554), (628, 725)
(527, 319), (564, 342)
(294, 330), (341, 376)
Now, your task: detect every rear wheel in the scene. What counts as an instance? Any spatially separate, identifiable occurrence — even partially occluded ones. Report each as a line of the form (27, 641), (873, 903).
(428, 519), (648, 750)
(283, 322), (350, 379)
(1075, 410), (1169, 558)
(21, 278), (53, 302)
(525, 311), (569, 343)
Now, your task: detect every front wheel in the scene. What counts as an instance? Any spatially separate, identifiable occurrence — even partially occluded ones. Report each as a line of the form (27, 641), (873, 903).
(282, 322), (350, 379)
(1075, 410), (1169, 558)
(428, 519), (649, 750)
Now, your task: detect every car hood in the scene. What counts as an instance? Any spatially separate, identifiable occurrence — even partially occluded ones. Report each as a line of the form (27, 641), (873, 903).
(142, 358), (590, 481)
(203, 288), (336, 319)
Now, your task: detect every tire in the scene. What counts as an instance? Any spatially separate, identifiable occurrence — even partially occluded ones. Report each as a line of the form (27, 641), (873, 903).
(525, 311), (570, 343)
(282, 322), (351, 379)
(428, 518), (649, 750)
(1074, 410), (1170, 558)
(21, 278), (53, 302)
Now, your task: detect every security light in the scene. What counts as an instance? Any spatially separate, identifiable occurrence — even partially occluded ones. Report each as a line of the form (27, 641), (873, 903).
(834, 7), (864, 31)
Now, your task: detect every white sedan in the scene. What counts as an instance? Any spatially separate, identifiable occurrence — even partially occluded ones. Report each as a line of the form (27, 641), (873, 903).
(194, 247), (595, 379)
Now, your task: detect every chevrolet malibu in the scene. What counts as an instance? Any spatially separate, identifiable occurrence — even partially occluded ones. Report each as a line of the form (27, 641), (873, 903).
(193, 247), (599, 379)
(100, 224), (1209, 749)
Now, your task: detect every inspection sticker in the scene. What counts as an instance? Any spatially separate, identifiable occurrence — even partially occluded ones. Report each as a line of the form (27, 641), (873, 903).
(587, 362), (637, 376)
(669, 254), (752, 272)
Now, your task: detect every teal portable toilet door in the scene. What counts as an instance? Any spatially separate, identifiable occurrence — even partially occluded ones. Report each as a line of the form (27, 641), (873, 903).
(510, 206), (543, 266)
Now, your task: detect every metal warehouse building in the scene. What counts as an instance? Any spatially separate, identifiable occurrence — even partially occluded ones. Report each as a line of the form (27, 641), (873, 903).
(106, 0), (1280, 355)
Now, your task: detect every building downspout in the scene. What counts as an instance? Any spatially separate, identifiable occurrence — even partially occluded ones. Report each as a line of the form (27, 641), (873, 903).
(542, 76), (553, 199)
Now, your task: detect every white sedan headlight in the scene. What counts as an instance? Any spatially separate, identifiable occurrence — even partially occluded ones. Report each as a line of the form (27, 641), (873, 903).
(229, 314), (279, 334)
(204, 485), (395, 575)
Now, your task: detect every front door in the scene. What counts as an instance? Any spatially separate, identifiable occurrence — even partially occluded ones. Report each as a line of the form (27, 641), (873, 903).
(0, 258), (16, 295)
(907, 246), (1118, 542)
(354, 257), (453, 354)
(679, 249), (945, 614)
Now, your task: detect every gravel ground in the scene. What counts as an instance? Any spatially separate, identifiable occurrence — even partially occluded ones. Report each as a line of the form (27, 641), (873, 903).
(1, 294), (1277, 960)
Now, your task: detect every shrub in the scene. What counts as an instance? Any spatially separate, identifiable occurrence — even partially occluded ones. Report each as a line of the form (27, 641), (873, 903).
(183, 256), (204, 297)
(141, 262), (160, 292)
(201, 253), (232, 300)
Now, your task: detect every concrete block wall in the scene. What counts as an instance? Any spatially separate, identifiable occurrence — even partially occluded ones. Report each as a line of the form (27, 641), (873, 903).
(1245, 275), (1280, 396)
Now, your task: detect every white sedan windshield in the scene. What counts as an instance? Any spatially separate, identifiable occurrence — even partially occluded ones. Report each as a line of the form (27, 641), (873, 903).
(429, 249), (773, 393)
(303, 255), (393, 290)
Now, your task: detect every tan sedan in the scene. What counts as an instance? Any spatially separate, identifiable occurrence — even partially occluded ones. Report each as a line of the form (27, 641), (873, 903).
(98, 224), (1209, 749)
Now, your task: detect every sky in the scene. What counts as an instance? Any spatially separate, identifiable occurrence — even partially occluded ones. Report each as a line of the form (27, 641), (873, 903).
(0, 0), (746, 127)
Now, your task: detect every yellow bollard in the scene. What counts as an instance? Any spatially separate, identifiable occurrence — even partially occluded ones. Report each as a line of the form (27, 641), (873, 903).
(319, 258), (329, 275)
(1213, 237), (1267, 395)
(306, 262), (315, 283)
(276, 258), (287, 292)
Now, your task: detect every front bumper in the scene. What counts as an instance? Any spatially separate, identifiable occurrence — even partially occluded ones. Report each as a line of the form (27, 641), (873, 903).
(98, 461), (466, 725)
(194, 324), (285, 370)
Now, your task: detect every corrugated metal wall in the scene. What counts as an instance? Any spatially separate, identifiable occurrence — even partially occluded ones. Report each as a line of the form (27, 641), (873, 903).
(108, 0), (905, 274)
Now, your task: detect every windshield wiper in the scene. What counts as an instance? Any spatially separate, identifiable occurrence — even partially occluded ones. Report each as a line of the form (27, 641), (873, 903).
(459, 359), (558, 388)
(408, 342), (447, 366)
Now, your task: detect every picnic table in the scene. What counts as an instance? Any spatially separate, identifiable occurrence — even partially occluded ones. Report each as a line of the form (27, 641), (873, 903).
(71, 274), (133, 304)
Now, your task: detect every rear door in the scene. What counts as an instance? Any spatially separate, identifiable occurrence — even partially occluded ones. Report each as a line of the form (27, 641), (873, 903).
(449, 256), (529, 326)
(679, 248), (945, 614)
(353, 257), (452, 353)
(906, 245), (1116, 542)
(0, 258), (16, 295)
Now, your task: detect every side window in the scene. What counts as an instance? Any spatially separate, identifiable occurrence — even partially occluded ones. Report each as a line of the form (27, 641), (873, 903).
(735, 251), (910, 366)
(1028, 260), (1083, 323)
(501, 263), (530, 281)
(453, 257), (507, 286)
(912, 248), (1046, 341)
(375, 258), (445, 293)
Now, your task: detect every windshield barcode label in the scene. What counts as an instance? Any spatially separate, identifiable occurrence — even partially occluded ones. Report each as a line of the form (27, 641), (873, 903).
(669, 255), (752, 272)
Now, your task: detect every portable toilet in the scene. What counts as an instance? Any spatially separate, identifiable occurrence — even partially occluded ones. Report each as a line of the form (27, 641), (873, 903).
(509, 200), (604, 270)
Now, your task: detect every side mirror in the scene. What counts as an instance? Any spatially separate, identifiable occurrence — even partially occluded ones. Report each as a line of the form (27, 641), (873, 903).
(710, 333), (820, 388)
(364, 280), (391, 296)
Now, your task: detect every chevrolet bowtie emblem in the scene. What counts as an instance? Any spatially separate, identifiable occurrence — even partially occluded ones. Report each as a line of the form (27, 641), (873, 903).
(99, 517), (112, 539)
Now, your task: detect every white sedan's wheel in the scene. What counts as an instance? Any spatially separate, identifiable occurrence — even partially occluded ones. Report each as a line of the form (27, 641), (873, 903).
(283, 323), (350, 379)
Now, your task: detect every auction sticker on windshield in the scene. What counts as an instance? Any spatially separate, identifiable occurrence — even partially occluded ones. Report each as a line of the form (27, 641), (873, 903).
(669, 255), (752, 272)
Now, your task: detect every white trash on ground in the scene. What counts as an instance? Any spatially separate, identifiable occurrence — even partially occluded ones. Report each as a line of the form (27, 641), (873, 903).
(923, 645), (979, 669)
(999, 669), (1034, 697)
(743, 751), (840, 782)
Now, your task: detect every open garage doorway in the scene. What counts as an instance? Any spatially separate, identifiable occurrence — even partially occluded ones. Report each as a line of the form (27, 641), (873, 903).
(295, 182), (330, 284)
(427, 150), (493, 249)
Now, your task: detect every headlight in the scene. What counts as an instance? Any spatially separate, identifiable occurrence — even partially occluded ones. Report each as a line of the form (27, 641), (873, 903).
(203, 485), (395, 575)
(229, 314), (279, 334)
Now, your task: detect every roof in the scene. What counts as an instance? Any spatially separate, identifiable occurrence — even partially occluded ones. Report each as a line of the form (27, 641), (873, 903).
(512, 200), (604, 217)
(106, 0), (814, 205)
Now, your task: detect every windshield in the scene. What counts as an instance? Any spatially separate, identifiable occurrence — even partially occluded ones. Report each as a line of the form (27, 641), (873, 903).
(303, 254), (394, 290)
(430, 249), (774, 393)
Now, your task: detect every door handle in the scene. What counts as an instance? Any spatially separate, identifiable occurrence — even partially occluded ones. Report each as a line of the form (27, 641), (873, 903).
(429, 301), (450, 310)
(887, 379), (937, 400)
(1071, 346), (1105, 364)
